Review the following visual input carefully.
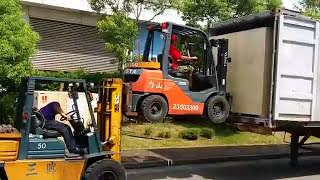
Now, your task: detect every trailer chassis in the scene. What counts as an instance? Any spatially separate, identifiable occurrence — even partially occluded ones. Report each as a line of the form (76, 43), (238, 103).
(228, 114), (320, 167)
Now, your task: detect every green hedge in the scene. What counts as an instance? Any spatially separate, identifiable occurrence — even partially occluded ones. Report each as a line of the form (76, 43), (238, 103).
(179, 128), (200, 140)
(34, 70), (120, 85)
(33, 70), (120, 92)
(157, 131), (172, 139)
(200, 128), (215, 139)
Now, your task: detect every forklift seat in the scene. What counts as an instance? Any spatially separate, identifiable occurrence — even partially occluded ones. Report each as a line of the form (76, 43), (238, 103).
(31, 111), (61, 138)
(168, 69), (185, 78)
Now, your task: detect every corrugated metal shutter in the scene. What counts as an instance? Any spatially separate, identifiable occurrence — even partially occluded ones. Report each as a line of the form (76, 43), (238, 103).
(30, 18), (118, 73)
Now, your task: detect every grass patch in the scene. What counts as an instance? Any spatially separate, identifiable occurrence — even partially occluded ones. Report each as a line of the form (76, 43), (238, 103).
(121, 119), (286, 150)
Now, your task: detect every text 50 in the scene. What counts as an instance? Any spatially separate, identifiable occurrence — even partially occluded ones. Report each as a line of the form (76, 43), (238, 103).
(173, 104), (199, 111)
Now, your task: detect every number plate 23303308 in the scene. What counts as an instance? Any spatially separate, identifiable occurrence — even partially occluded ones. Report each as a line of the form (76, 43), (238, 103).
(173, 104), (199, 111)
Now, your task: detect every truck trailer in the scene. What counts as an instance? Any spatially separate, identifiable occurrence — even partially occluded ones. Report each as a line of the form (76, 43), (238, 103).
(210, 9), (320, 166)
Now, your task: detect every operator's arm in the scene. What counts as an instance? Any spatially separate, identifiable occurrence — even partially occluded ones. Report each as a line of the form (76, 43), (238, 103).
(171, 46), (197, 61)
(53, 102), (71, 120)
(180, 56), (198, 61)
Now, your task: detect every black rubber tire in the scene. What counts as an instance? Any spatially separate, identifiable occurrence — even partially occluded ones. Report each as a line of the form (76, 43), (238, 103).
(0, 168), (8, 180)
(205, 96), (230, 124)
(141, 95), (168, 123)
(83, 159), (126, 180)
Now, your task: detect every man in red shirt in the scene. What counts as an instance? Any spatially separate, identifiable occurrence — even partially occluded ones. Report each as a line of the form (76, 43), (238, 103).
(169, 34), (198, 87)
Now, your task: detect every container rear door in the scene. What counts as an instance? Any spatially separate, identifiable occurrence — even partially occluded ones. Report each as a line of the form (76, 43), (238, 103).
(273, 14), (320, 121)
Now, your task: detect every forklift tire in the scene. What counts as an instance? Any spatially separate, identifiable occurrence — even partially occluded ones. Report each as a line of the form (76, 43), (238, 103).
(83, 159), (126, 180)
(206, 96), (230, 124)
(141, 95), (168, 123)
(0, 168), (7, 180)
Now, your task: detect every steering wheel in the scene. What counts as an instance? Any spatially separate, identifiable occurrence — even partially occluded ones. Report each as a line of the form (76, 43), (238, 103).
(61, 110), (86, 135)
(31, 110), (46, 130)
(60, 110), (77, 121)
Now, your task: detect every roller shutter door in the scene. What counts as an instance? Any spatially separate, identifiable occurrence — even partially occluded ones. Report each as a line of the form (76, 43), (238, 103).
(30, 18), (118, 73)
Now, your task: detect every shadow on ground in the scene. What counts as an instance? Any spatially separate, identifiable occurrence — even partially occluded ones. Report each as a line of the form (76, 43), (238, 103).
(127, 156), (320, 180)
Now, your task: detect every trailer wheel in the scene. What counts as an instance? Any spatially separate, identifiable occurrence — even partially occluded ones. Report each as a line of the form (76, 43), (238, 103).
(83, 159), (126, 180)
(141, 95), (168, 123)
(206, 96), (230, 124)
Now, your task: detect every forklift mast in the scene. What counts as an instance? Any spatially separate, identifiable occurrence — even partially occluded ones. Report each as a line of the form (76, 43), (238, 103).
(211, 39), (229, 92)
(97, 78), (123, 161)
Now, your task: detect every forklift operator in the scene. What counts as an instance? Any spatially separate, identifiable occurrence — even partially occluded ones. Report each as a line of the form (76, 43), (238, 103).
(40, 102), (84, 154)
(169, 34), (198, 86)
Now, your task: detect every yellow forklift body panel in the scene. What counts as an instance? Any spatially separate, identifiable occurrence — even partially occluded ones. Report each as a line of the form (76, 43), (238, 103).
(0, 133), (21, 161)
(5, 159), (85, 180)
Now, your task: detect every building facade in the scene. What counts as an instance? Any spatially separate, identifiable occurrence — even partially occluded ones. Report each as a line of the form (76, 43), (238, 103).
(22, 0), (184, 73)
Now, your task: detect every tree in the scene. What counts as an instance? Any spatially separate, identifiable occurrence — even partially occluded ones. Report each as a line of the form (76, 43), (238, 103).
(97, 13), (138, 72)
(300, 0), (320, 20)
(89, 0), (179, 24)
(231, 0), (282, 17)
(0, 0), (39, 123)
(89, 0), (179, 72)
(179, 0), (282, 28)
(180, 0), (232, 29)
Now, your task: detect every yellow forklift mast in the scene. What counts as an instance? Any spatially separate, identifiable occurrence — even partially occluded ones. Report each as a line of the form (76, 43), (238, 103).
(97, 78), (123, 161)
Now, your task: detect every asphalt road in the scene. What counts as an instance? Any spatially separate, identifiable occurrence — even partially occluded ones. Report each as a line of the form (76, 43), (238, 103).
(127, 156), (320, 180)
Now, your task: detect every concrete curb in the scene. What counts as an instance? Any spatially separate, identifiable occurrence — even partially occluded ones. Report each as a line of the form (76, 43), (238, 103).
(123, 153), (320, 169)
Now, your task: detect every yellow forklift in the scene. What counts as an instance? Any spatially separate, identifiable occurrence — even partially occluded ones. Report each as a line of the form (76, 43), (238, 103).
(0, 76), (125, 180)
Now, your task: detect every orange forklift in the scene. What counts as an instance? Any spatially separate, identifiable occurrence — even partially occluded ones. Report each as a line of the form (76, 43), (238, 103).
(123, 22), (231, 123)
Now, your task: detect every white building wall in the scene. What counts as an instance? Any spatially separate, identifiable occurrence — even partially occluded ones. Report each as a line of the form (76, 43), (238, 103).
(23, 5), (98, 26)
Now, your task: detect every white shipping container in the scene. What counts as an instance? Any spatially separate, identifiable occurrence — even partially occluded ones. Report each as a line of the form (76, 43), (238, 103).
(211, 10), (320, 125)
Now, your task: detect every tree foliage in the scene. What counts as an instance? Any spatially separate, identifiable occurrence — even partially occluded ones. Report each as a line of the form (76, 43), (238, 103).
(180, 0), (282, 28)
(180, 0), (232, 28)
(300, 0), (320, 20)
(0, 0), (39, 93)
(89, 0), (179, 23)
(97, 13), (138, 72)
(232, 0), (282, 17)
(0, 0), (39, 124)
